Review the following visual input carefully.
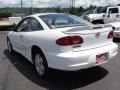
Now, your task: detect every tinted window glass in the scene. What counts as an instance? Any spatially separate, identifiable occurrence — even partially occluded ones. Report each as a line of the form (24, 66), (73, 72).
(95, 7), (107, 13)
(83, 10), (93, 16)
(39, 14), (93, 29)
(28, 18), (44, 31)
(108, 8), (119, 13)
(17, 18), (30, 32)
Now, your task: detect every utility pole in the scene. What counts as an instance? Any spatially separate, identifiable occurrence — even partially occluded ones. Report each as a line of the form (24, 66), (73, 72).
(31, 0), (33, 14)
(69, 0), (76, 14)
(73, 0), (75, 7)
(70, 0), (73, 7)
(71, 0), (75, 7)
(21, 0), (23, 18)
(21, 0), (23, 9)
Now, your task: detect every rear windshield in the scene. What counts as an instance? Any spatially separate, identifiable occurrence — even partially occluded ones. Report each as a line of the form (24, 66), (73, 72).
(39, 14), (93, 29)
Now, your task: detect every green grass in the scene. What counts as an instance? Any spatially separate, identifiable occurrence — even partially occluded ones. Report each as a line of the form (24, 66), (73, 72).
(0, 25), (16, 31)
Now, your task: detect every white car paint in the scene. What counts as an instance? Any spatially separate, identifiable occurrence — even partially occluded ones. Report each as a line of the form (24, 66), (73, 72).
(87, 13), (104, 22)
(108, 21), (120, 38)
(104, 6), (120, 23)
(7, 13), (118, 71)
(83, 6), (120, 24)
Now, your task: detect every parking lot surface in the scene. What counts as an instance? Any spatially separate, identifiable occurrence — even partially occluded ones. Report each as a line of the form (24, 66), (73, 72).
(0, 31), (120, 90)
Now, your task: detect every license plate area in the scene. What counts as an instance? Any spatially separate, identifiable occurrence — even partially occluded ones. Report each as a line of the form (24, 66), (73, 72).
(96, 53), (108, 64)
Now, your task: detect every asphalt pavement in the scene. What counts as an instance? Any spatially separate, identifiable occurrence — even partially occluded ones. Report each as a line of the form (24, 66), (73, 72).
(0, 31), (120, 90)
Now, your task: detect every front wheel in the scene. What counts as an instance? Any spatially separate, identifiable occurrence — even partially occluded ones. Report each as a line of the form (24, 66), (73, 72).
(34, 52), (49, 78)
(92, 20), (104, 24)
(7, 40), (13, 53)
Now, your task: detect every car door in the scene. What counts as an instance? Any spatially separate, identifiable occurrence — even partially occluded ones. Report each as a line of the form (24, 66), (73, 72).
(11, 17), (31, 55)
(104, 7), (120, 23)
(21, 18), (44, 61)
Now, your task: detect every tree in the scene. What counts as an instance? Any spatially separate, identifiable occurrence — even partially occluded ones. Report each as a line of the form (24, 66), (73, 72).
(87, 5), (96, 10)
(76, 6), (84, 16)
(69, 7), (76, 15)
(55, 6), (61, 13)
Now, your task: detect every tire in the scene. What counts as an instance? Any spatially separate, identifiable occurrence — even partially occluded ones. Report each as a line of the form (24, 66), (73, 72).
(33, 50), (49, 78)
(99, 20), (104, 24)
(7, 39), (13, 53)
(92, 20), (104, 24)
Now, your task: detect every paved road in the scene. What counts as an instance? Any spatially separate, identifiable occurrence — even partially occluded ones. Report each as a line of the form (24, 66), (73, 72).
(0, 31), (120, 90)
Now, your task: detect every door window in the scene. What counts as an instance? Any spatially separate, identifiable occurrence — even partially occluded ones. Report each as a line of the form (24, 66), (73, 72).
(28, 18), (44, 31)
(108, 8), (119, 14)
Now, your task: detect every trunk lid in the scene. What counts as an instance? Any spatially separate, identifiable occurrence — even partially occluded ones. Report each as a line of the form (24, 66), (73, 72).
(63, 25), (113, 52)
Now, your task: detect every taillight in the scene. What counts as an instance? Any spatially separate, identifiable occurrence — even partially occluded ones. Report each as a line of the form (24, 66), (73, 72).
(108, 31), (113, 39)
(56, 36), (83, 46)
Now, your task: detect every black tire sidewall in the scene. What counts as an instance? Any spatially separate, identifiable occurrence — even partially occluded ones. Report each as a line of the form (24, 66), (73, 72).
(33, 51), (48, 78)
(7, 40), (13, 53)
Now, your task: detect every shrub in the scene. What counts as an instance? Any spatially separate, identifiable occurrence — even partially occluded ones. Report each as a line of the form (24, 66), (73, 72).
(0, 24), (16, 31)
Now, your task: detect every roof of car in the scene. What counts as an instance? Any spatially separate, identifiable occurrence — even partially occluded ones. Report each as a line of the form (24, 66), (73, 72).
(28, 13), (66, 17)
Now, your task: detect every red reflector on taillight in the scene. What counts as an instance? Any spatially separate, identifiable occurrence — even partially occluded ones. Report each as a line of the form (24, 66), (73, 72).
(71, 36), (83, 45)
(108, 31), (113, 39)
(56, 36), (72, 46)
(56, 36), (83, 46)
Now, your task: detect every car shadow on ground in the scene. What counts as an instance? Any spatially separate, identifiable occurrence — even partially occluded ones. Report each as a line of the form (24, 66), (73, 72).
(4, 50), (108, 90)
(113, 38), (120, 43)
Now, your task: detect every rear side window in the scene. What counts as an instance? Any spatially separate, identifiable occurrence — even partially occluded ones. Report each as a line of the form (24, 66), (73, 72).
(108, 8), (119, 13)
(28, 18), (44, 31)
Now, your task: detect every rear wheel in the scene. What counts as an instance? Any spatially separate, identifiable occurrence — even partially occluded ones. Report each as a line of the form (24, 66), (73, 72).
(7, 39), (13, 53)
(34, 50), (48, 78)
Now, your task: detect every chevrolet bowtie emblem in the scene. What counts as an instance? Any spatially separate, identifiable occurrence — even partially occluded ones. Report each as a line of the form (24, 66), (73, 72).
(95, 33), (100, 38)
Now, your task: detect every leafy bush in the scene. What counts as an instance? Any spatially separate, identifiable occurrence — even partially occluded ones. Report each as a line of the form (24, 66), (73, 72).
(0, 11), (12, 18)
(0, 24), (16, 31)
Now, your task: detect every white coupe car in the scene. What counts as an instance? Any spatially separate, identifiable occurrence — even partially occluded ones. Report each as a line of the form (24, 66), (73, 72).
(7, 13), (118, 77)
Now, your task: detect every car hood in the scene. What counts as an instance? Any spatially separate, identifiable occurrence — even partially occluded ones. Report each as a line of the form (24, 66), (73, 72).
(108, 21), (120, 28)
(88, 13), (104, 19)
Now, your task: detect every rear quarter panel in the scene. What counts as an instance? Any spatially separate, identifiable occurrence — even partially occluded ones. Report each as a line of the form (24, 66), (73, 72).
(23, 29), (72, 62)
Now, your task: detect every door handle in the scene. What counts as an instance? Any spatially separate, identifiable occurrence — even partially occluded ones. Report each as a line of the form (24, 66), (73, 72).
(20, 35), (23, 38)
(116, 15), (119, 17)
(108, 14), (110, 17)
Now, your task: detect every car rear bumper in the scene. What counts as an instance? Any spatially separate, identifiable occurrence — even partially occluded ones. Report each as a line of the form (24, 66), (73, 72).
(45, 43), (118, 71)
(113, 31), (120, 38)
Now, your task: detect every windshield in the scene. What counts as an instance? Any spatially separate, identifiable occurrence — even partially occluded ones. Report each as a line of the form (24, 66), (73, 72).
(39, 14), (93, 29)
(82, 10), (93, 16)
(95, 7), (107, 13)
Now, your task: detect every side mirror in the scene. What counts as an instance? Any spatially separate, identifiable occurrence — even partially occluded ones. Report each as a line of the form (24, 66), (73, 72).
(83, 15), (88, 20)
(20, 27), (26, 32)
(9, 24), (17, 31)
(108, 11), (112, 14)
(16, 27), (26, 32)
(108, 14), (110, 17)
(84, 15), (88, 17)
(103, 14), (105, 17)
